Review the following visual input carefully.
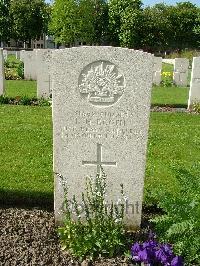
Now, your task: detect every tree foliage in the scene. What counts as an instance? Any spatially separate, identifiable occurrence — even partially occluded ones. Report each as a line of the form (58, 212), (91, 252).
(9, 0), (49, 45)
(108, 0), (142, 47)
(50, 0), (108, 45)
(0, 0), (11, 42)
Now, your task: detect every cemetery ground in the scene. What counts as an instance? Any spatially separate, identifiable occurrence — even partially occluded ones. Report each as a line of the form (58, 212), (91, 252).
(0, 80), (199, 265)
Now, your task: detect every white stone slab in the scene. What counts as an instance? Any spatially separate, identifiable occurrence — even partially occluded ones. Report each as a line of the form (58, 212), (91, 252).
(0, 48), (5, 95)
(153, 57), (162, 85)
(3, 50), (7, 61)
(52, 46), (153, 229)
(20, 50), (25, 62)
(162, 59), (175, 65)
(36, 49), (52, 99)
(173, 58), (189, 87)
(24, 50), (37, 80)
(188, 57), (200, 108)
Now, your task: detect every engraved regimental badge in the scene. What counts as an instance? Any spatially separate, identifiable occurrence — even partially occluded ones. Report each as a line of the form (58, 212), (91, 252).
(78, 61), (125, 106)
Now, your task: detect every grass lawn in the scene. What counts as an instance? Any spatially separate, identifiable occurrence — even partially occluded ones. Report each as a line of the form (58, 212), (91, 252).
(0, 105), (199, 207)
(151, 86), (189, 107)
(0, 105), (52, 207)
(145, 112), (200, 204)
(4, 79), (190, 107)
(5, 80), (37, 98)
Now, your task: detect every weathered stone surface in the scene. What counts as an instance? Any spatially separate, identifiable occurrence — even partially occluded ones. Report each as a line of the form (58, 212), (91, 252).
(153, 57), (162, 85)
(36, 49), (52, 99)
(52, 46), (153, 229)
(188, 57), (200, 108)
(24, 50), (37, 80)
(0, 48), (5, 95)
(20, 50), (26, 62)
(173, 58), (189, 86)
(162, 58), (175, 65)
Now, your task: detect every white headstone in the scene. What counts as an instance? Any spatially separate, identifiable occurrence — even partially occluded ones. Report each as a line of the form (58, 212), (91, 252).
(162, 59), (175, 65)
(16, 51), (20, 60)
(3, 50), (7, 61)
(153, 57), (162, 85)
(36, 49), (52, 99)
(52, 46), (153, 229)
(188, 57), (200, 108)
(173, 58), (189, 87)
(24, 50), (37, 80)
(20, 50), (26, 62)
(0, 48), (5, 95)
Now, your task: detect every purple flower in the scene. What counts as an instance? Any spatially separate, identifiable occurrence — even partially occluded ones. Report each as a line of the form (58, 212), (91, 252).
(131, 242), (141, 254)
(171, 256), (183, 266)
(138, 249), (149, 262)
(143, 240), (158, 249)
(155, 249), (169, 264)
(161, 244), (173, 256)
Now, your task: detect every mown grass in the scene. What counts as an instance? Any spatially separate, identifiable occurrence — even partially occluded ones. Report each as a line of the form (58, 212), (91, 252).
(0, 105), (52, 208)
(5, 80), (37, 98)
(151, 86), (189, 107)
(145, 112), (200, 204)
(5, 79), (189, 107)
(0, 105), (199, 208)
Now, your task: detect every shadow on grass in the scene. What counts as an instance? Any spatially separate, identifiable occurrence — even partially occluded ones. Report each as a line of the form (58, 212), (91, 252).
(0, 189), (54, 210)
(151, 103), (187, 108)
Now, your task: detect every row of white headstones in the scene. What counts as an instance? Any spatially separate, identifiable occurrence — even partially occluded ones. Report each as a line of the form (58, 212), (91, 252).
(0, 47), (199, 229)
(0, 49), (199, 108)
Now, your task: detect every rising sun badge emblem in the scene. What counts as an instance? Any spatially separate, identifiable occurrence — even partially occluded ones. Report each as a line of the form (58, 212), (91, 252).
(78, 60), (125, 106)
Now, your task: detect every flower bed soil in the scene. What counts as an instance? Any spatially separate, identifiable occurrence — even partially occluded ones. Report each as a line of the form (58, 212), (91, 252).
(0, 207), (138, 266)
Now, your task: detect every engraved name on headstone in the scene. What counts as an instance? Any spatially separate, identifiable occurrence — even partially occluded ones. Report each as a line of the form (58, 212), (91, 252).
(52, 46), (153, 229)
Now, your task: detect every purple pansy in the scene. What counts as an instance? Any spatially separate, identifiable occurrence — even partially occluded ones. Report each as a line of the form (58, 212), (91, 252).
(131, 233), (184, 266)
(171, 256), (183, 266)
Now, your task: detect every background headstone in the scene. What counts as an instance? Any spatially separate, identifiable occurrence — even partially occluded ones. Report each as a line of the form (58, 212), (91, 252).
(20, 50), (26, 62)
(24, 50), (37, 80)
(16, 51), (20, 60)
(188, 57), (200, 108)
(52, 46), (153, 229)
(36, 49), (52, 99)
(153, 57), (162, 85)
(0, 48), (5, 95)
(162, 58), (175, 65)
(173, 58), (189, 86)
(3, 50), (7, 61)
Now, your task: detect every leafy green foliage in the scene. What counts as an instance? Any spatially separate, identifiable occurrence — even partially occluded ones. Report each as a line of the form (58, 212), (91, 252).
(4, 55), (23, 80)
(161, 71), (173, 87)
(0, 0), (12, 42)
(108, 0), (142, 47)
(50, 0), (79, 44)
(168, 2), (200, 50)
(9, 0), (49, 46)
(17, 61), (24, 79)
(58, 170), (126, 261)
(0, 94), (50, 105)
(191, 101), (200, 113)
(50, 0), (108, 45)
(151, 165), (200, 264)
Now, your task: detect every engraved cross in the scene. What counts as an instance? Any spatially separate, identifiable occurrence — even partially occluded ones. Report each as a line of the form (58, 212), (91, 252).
(82, 143), (117, 174)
